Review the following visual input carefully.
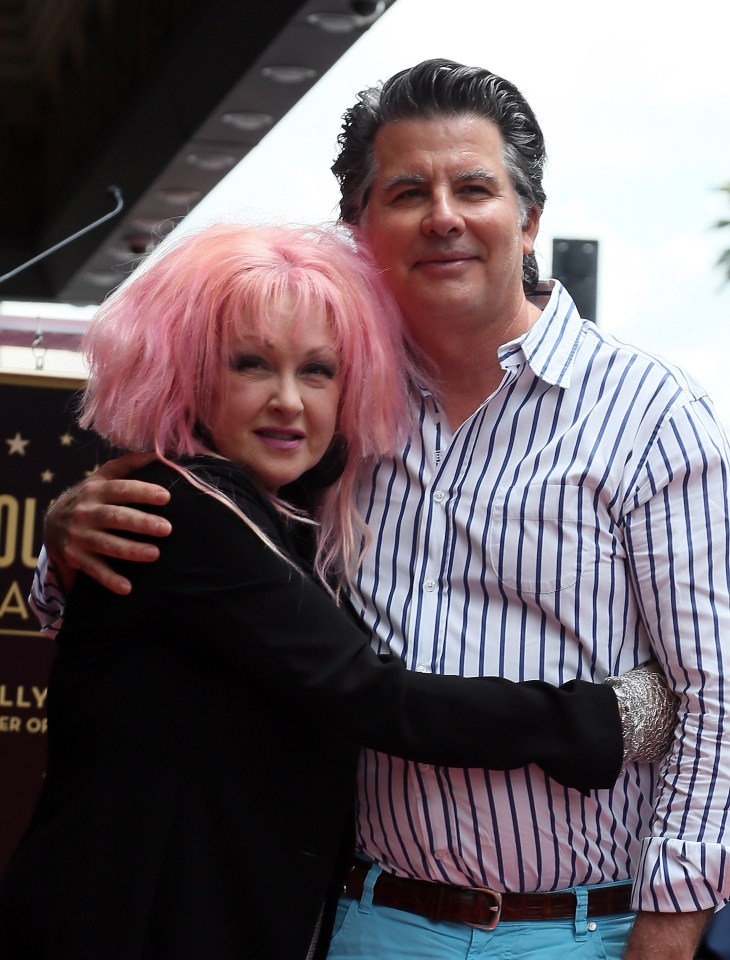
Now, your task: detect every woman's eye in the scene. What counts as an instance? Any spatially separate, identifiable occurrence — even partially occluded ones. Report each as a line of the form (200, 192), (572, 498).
(231, 354), (266, 372)
(302, 362), (337, 379)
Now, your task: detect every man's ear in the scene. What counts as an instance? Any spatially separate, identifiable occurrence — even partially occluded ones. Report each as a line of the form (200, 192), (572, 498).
(522, 205), (541, 255)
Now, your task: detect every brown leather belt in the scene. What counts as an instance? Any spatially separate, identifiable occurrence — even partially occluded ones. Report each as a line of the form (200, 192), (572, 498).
(344, 862), (633, 929)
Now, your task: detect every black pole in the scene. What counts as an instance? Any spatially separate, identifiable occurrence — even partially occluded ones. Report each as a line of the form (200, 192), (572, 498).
(551, 238), (599, 323)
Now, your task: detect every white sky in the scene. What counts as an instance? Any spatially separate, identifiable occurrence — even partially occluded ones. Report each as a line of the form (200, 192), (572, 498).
(5, 0), (730, 427)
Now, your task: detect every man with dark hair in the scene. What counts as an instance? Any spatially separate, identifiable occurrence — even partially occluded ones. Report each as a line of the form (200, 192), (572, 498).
(332, 58), (546, 293)
(32, 59), (730, 960)
(322, 59), (730, 959)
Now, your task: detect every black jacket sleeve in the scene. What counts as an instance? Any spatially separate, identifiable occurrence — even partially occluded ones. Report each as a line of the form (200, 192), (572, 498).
(113, 459), (623, 794)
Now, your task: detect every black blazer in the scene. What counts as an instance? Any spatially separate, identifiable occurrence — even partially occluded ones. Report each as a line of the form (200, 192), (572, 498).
(0, 458), (622, 959)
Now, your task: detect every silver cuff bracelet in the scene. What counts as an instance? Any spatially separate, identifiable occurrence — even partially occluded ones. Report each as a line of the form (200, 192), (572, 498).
(604, 666), (677, 765)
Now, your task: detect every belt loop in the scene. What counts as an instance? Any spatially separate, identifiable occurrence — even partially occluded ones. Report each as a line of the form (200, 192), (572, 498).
(358, 863), (382, 915)
(573, 886), (589, 941)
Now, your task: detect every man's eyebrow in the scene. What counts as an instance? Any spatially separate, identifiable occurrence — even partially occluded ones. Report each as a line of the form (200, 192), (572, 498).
(381, 173), (427, 192)
(380, 168), (501, 192)
(455, 168), (500, 185)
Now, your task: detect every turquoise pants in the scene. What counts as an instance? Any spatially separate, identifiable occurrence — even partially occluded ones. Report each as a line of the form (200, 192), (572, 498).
(327, 864), (634, 959)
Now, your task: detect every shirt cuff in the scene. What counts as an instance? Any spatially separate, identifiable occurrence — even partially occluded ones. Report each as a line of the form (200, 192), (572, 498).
(632, 837), (730, 912)
(28, 546), (66, 639)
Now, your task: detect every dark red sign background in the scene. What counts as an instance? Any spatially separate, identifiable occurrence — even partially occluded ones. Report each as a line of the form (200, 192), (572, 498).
(0, 373), (106, 873)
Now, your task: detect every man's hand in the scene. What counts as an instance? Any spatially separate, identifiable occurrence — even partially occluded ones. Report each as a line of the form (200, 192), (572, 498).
(623, 909), (712, 959)
(46, 452), (172, 595)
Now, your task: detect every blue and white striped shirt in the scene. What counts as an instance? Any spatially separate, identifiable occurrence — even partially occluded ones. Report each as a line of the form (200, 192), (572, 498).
(348, 281), (730, 911)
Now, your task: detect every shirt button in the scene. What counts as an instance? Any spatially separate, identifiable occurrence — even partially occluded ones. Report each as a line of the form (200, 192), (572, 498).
(418, 763), (431, 771)
(434, 850), (447, 861)
(424, 579), (436, 592)
(433, 490), (446, 503)
(587, 922), (598, 932)
(415, 664), (429, 673)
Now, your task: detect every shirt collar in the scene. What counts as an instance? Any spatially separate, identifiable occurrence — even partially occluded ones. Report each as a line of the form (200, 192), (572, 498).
(498, 279), (584, 388)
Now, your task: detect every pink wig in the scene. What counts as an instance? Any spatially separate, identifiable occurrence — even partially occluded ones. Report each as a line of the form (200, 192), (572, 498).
(80, 222), (417, 586)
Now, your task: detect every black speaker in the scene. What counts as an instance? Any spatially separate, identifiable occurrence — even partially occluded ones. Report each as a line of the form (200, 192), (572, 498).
(551, 239), (599, 323)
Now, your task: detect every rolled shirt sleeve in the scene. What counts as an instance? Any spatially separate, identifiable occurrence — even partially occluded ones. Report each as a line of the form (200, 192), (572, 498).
(625, 396), (730, 911)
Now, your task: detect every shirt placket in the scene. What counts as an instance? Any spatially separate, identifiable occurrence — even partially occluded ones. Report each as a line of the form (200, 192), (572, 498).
(407, 398), (454, 672)
(405, 400), (467, 870)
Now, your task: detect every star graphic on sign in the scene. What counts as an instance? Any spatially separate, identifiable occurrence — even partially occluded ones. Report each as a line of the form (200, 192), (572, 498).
(6, 432), (30, 455)
(41, 469), (55, 483)
(60, 433), (74, 446)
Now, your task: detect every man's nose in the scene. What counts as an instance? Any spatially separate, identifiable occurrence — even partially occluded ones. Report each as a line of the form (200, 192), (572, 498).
(269, 375), (304, 415)
(421, 193), (465, 237)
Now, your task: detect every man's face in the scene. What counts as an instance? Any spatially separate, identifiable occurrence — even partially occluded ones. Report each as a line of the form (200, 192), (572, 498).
(359, 114), (540, 339)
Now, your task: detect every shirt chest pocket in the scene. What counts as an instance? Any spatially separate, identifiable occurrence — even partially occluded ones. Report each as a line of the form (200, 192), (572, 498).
(487, 484), (595, 595)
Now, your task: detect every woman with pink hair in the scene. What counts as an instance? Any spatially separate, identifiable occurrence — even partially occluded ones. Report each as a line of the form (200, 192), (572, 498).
(0, 224), (626, 959)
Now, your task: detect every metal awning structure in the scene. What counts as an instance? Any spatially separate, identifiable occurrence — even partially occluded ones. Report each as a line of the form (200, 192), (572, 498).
(0, 0), (395, 307)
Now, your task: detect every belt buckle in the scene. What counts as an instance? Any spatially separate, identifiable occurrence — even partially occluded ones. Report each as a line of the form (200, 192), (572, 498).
(468, 887), (503, 931)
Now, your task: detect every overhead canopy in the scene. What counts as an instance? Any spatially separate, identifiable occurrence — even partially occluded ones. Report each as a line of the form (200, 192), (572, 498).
(0, 0), (395, 306)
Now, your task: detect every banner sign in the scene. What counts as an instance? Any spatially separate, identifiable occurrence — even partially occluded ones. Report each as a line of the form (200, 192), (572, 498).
(0, 372), (105, 873)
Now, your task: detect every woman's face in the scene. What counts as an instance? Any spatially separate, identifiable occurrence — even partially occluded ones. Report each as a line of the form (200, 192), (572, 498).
(210, 300), (340, 493)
